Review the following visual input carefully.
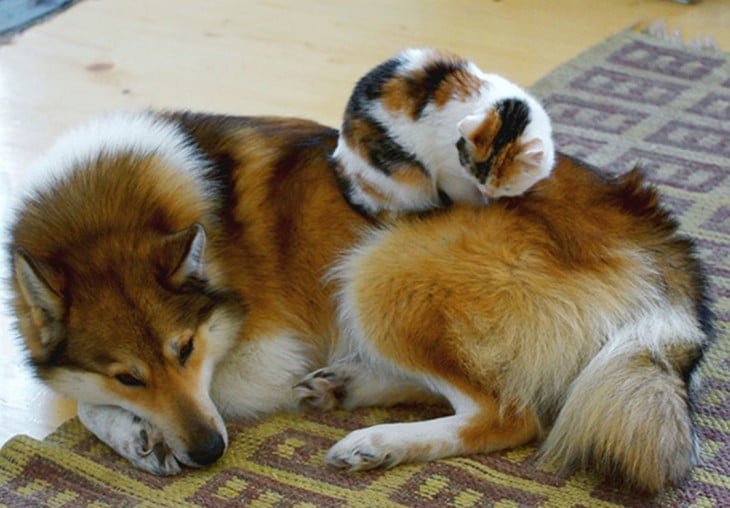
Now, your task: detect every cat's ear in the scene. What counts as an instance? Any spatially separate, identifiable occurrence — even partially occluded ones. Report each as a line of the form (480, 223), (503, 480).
(457, 114), (484, 140)
(516, 138), (545, 168)
(458, 111), (501, 161)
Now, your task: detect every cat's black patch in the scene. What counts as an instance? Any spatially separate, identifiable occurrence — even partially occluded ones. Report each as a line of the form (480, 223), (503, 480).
(409, 59), (466, 119)
(331, 157), (382, 221)
(473, 160), (493, 184)
(495, 98), (531, 143)
(367, 118), (428, 176)
(437, 188), (453, 207)
(456, 136), (471, 167)
(344, 111), (429, 178)
(346, 56), (402, 117)
(342, 54), (436, 177)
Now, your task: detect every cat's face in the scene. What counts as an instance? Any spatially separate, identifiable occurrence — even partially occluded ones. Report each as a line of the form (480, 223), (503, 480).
(456, 98), (551, 199)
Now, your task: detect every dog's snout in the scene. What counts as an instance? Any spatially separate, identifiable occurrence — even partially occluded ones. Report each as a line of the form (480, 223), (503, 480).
(189, 431), (226, 466)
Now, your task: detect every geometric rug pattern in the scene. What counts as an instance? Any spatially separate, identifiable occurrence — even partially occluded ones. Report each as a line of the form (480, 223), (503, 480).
(530, 29), (730, 506)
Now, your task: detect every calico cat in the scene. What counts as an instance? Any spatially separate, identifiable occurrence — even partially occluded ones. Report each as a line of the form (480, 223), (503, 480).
(334, 48), (555, 215)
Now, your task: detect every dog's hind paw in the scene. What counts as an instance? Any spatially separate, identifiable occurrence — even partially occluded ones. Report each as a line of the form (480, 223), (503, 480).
(78, 403), (181, 476)
(325, 426), (403, 471)
(294, 368), (349, 411)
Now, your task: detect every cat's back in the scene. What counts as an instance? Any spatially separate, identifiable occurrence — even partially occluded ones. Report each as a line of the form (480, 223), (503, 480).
(336, 49), (488, 211)
(344, 49), (486, 150)
(348, 48), (483, 120)
(334, 48), (555, 214)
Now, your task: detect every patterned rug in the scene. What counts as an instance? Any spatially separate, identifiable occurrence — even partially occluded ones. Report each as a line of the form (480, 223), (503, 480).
(1, 29), (728, 507)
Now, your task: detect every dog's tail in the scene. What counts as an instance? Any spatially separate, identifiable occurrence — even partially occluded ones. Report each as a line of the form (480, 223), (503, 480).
(541, 319), (705, 493)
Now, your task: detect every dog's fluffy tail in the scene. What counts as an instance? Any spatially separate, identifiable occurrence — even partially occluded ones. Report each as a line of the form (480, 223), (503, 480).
(542, 333), (702, 493)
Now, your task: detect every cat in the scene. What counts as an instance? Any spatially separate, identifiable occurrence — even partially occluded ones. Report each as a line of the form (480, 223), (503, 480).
(334, 48), (555, 216)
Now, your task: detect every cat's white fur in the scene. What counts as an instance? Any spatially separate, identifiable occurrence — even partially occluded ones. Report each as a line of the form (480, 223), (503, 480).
(334, 48), (555, 214)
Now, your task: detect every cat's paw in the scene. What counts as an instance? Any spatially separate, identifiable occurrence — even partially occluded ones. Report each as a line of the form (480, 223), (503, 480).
(326, 426), (405, 471)
(294, 368), (349, 411)
(78, 403), (181, 476)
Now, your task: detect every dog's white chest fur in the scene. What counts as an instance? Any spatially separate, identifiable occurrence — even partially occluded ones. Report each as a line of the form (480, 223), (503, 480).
(210, 334), (316, 420)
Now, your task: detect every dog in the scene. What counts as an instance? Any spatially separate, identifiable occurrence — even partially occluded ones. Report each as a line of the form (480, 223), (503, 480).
(8, 110), (711, 493)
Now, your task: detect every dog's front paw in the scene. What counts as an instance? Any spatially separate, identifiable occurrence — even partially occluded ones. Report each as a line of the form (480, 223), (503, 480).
(77, 403), (181, 476)
(294, 368), (349, 411)
(123, 417), (181, 476)
(326, 426), (405, 471)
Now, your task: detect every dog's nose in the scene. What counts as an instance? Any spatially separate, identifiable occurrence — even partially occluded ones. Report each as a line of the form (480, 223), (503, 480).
(189, 432), (226, 466)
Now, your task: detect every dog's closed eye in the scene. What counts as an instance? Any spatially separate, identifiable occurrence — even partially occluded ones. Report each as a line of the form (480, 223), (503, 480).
(179, 339), (194, 367)
(115, 373), (145, 387)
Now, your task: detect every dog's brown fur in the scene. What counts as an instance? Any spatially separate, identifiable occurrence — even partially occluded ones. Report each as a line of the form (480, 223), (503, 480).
(9, 112), (710, 492)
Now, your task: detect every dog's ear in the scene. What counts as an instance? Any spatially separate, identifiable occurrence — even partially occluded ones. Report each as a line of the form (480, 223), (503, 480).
(14, 248), (66, 362)
(164, 223), (207, 287)
(14, 248), (64, 323)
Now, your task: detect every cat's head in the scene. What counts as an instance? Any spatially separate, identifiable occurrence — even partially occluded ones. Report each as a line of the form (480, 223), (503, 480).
(456, 97), (554, 199)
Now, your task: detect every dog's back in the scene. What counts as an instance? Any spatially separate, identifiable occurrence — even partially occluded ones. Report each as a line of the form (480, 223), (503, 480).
(331, 155), (710, 492)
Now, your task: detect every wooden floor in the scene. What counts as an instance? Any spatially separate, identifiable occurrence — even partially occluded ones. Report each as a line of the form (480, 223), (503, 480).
(1, 0), (728, 447)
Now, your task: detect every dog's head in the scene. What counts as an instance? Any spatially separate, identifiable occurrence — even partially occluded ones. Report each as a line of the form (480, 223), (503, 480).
(12, 223), (244, 468)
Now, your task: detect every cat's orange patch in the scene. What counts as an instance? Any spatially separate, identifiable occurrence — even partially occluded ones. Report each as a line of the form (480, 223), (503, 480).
(421, 50), (481, 108)
(381, 77), (420, 118)
(354, 174), (389, 205)
(488, 144), (523, 188)
(468, 110), (502, 161)
(381, 50), (480, 119)
(433, 69), (481, 108)
(468, 114), (537, 190)
(342, 114), (382, 163)
(389, 163), (431, 190)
